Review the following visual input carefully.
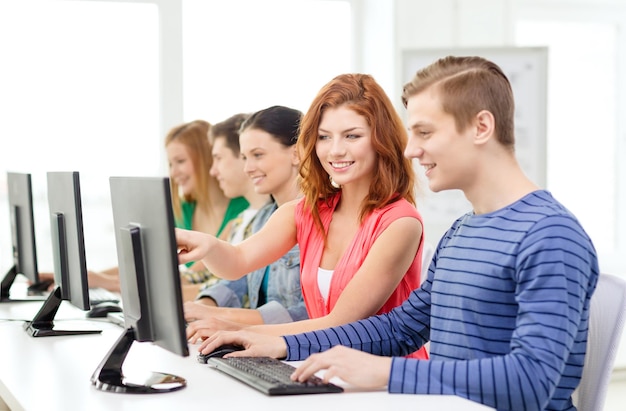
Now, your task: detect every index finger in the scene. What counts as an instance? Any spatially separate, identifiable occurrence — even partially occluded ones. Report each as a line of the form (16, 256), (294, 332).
(291, 354), (327, 382)
(198, 331), (238, 355)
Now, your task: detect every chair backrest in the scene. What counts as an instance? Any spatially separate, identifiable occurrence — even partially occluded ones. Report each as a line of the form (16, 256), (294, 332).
(572, 273), (626, 411)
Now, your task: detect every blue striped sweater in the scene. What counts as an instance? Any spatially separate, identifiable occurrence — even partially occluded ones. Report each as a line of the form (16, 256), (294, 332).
(284, 190), (599, 411)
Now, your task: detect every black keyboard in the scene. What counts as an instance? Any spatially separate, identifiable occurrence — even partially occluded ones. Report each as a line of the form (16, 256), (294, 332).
(207, 357), (343, 396)
(25, 284), (119, 306)
(106, 311), (125, 327)
(88, 288), (120, 306)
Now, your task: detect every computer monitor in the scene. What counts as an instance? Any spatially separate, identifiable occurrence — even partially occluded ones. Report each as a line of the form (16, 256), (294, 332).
(91, 176), (189, 394)
(1, 172), (46, 302)
(22, 171), (102, 337)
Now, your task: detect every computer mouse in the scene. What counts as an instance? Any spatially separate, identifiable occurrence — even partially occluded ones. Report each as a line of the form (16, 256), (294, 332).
(86, 302), (123, 318)
(197, 344), (245, 363)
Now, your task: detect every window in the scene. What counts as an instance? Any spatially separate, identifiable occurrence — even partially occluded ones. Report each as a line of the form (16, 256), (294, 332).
(0, 0), (159, 270)
(0, 0), (352, 273)
(181, 0), (352, 122)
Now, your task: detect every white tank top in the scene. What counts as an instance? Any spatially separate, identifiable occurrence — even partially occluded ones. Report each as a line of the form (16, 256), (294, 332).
(317, 267), (334, 303)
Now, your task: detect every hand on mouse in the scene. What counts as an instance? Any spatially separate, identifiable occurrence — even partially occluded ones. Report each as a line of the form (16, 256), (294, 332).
(198, 329), (287, 360)
(32, 273), (55, 292)
(86, 302), (123, 318)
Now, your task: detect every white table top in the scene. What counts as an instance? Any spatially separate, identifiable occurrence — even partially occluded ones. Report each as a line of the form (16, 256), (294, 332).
(0, 299), (493, 411)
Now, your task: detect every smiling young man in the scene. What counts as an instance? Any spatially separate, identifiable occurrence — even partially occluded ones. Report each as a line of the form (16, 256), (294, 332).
(200, 57), (599, 411)
(208, 113), (271, 244)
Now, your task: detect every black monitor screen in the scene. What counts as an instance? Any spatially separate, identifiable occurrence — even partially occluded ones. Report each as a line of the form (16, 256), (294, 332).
(91, 176), (188, 394)
(1, 172), (41, 302)
(48, 171), (91, 309)
(22, 171), (102, 337)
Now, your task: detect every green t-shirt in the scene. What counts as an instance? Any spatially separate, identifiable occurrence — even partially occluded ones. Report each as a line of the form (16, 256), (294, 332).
(177, 197), (250, 267)
(177, 196), (249, 234)
(217, 196), (249, 238)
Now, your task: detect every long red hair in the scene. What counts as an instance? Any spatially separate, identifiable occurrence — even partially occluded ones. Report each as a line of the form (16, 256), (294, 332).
(298, 73), (416, 237)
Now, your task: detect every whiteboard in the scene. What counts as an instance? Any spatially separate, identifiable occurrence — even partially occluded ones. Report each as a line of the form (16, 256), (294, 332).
(400, 47), (548, 244)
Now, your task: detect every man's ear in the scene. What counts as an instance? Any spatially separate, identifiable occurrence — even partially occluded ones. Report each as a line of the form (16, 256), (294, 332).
(474, 110), (495, 146)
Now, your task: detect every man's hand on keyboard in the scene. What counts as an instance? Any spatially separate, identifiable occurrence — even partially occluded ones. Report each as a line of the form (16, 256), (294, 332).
(199, 330), (287, 360)
(184, 301), (219, 322)
(186, 315), (244, 344)
(87, 270), (120, 292)
(291, 345), (391, 389)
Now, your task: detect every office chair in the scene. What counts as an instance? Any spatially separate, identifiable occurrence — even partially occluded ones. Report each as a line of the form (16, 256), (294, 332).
(572, 273), (626, 411)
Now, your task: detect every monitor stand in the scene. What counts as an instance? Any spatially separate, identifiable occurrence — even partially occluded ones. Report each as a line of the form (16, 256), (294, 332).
(91, 327), (187, 393)
(1, 265), (47, 303)
(23, 286), (102, 337)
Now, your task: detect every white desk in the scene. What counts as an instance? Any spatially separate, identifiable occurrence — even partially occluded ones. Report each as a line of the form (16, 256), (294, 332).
(0, 301), (493, 411)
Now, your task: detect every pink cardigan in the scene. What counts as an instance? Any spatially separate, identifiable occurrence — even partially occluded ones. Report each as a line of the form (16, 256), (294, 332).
(295, 193), (428, 359)
(296, 193), (423, 318)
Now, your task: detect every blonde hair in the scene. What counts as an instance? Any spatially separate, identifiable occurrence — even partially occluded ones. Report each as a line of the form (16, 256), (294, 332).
(165, 120), (224, 222)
